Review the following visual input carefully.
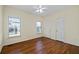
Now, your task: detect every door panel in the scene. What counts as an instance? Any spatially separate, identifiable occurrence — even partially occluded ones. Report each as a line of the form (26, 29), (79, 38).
(56, 18), (64, 41)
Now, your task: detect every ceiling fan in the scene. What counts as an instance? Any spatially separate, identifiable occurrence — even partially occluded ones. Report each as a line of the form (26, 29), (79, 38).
(35, 5), (46, 14)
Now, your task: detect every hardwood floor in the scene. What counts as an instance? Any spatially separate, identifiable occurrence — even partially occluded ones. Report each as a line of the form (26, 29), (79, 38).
(1, 37), (79, 54)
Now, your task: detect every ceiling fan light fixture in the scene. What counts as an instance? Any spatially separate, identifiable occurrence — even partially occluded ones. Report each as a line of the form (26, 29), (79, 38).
(36, 9), (44, 13)
(39, 9), (43, 13)
(35, 5), (46, 14)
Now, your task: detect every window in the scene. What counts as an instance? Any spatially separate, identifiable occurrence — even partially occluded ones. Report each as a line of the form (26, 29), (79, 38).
(36, 21), (42, 33)
(8, 16), (21, 37)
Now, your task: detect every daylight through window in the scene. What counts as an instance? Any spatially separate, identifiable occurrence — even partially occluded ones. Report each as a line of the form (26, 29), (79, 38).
(9, 16), (21, 37)
(36, 21), (42, 33)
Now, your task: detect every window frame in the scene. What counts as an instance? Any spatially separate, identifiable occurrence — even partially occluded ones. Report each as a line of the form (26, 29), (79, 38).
(8, 16), (21, 37)
(36, 21), (42, 33)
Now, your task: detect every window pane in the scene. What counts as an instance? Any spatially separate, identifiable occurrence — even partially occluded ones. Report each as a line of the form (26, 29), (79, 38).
(36, 22), (41, 27)
(9, 16), (21, 37)
(36, 21), (42, 33)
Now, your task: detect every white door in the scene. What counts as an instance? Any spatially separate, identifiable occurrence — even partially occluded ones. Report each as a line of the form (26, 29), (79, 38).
(56, 18), (64, 41)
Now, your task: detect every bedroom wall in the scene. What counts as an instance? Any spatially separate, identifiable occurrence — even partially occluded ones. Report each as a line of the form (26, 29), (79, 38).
(43, 6), (79, 46)
(3, 6), (43, 45)
(2, 5), (79, 46)
(0, 6), (3, 52)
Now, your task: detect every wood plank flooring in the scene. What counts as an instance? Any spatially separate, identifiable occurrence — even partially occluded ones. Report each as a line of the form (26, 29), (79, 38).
(1, 37), (79, 54)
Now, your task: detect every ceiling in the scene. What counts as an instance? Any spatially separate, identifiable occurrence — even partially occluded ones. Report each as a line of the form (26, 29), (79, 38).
(8, 5), (74, 16)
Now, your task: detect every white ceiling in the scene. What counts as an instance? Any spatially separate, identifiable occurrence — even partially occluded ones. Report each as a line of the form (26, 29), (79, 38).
(8, 5), (74, 16)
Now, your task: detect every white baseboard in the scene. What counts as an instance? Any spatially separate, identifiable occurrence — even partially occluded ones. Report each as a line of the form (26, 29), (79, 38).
(3, 36), (42, 46)
(49, 37), (79, 46)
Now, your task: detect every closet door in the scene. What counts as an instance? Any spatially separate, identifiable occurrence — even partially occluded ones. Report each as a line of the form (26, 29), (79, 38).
(56, 18), (64, 41)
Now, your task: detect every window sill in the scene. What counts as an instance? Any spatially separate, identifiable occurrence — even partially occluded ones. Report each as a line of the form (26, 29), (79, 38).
(9, 34), (20, 38)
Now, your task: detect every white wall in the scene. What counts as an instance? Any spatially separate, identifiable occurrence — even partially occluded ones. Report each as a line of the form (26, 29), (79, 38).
(2, 6), (79, 46)
(43, 6), (79, 46)
(43, 17), (56, 39)
(0, 6), (3, 52)
(3, 6), (43, 45)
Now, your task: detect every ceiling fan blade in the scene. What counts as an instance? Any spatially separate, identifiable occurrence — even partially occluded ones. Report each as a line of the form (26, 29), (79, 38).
(36, 9), (40, 12)
(42, 8), (46, 10)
